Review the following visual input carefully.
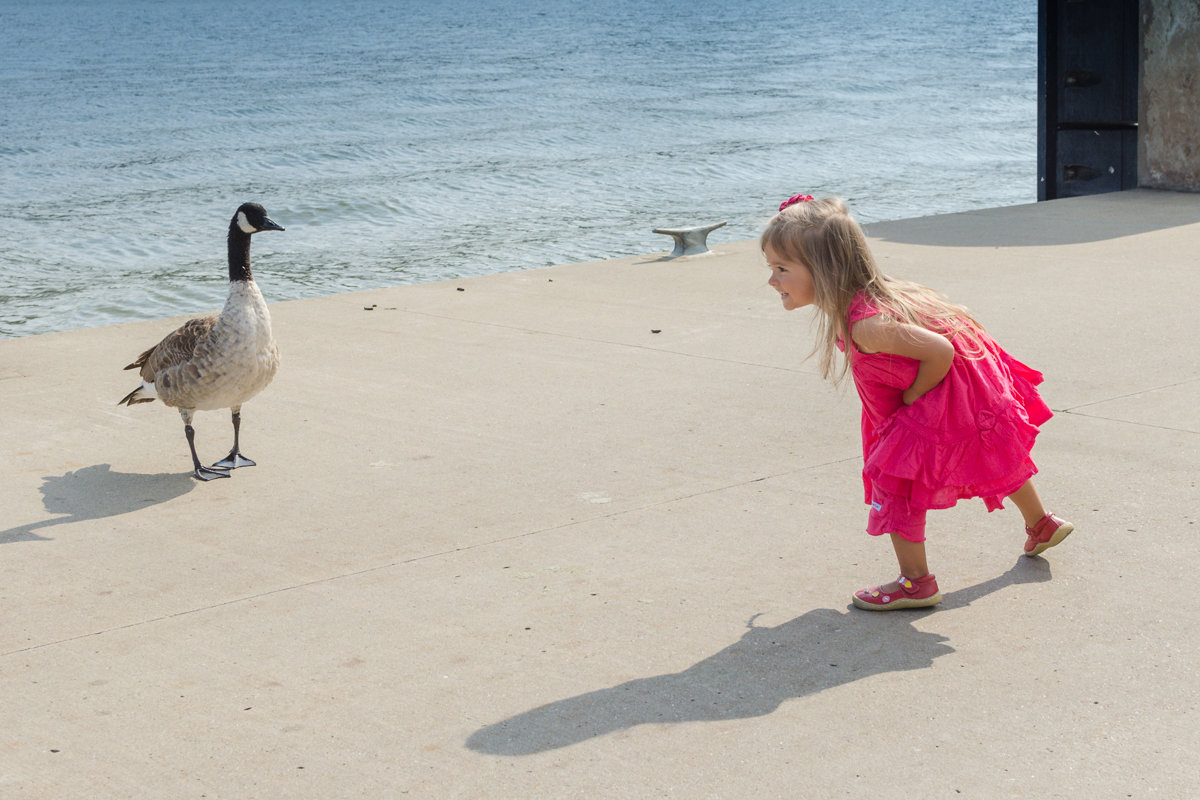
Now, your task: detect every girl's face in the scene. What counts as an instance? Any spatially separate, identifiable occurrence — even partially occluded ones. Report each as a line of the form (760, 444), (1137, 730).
(764, 244), (816, 311)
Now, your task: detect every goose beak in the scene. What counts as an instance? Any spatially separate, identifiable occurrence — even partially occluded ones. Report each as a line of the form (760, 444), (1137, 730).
(261, 217), (285, 232)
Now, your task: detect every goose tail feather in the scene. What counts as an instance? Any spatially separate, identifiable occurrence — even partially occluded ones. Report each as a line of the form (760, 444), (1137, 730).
(118, 380), (157, 406)
(124, 346), (155, 371)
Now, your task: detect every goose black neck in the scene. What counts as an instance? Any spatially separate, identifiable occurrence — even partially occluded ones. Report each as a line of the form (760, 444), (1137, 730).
(227, 226), (253, 282)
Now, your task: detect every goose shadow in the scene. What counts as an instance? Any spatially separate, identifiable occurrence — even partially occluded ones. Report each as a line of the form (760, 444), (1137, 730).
(466, 558), (1050, 756)
(0, 464), (195, 543)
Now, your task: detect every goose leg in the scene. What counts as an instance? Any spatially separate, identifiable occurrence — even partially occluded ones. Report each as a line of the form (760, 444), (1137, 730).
(213, 408), (256, 470)
(185, 422), (231, 481)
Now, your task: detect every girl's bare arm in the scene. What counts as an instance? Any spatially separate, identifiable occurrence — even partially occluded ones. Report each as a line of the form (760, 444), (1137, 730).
(851, 315), (955, 406)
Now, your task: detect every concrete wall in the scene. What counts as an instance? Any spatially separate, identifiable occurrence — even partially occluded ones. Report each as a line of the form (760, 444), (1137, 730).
(1140, 0), (1200, 190)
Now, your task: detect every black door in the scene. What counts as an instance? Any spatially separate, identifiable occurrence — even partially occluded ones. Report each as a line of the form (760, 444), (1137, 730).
(1038, 0), (1139, 199)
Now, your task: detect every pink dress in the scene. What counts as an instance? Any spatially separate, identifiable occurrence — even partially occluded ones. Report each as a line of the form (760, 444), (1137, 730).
(846, 293), (1052, 515)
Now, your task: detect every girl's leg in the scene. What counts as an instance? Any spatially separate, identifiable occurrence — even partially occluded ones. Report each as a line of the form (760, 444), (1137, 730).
(856, 489), (940, 609)
(868, 535), (931, 595)
(865, 491), (932, 592)
(1007, 479), (1048, 528)
(852, 532), (941, 610)
(1010, 478), (1075, 556)
(891, 534), (930, 580)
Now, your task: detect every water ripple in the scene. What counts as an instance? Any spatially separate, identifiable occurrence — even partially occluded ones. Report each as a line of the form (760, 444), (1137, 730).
(0, 0), (1037, 339)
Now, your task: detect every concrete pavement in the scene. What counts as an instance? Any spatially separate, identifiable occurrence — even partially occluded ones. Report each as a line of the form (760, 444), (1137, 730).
(2, 189), (1198, 798)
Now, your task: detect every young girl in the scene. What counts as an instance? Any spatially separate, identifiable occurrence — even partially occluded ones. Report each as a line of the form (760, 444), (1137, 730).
(763, 194), (1074, 610)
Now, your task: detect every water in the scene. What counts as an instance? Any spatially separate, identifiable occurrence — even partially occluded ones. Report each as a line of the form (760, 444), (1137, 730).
(0, 0), (1037, 340)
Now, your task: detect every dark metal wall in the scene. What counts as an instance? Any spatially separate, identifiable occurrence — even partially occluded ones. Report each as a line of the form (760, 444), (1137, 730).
(1038, 0), (1140, 200)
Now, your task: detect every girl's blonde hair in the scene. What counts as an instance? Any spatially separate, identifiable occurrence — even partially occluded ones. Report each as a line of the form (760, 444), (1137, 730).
(761, 196), (985, 384)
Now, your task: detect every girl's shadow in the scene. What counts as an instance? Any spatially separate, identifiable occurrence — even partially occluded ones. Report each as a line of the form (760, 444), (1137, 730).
(1, 464), (194, 543)
(466, 559), (1050, 756)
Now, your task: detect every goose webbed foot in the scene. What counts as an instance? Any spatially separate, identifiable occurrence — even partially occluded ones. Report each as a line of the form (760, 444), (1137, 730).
(185, 422), (231, 481)
(194, 464), (232, 481)
(213, 451), (256, 470)
(213, 410), (257, 470)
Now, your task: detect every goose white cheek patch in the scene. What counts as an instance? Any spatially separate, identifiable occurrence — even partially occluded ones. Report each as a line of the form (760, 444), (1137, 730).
(236, 211), (256, 234)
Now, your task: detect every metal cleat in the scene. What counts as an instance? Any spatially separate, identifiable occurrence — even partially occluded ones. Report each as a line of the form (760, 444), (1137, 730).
(652, 221), (727, 257)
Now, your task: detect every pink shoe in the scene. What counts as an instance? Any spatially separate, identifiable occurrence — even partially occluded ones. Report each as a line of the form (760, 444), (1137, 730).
(1023, 512), (1074, 557)
(852, 574), (942, 611)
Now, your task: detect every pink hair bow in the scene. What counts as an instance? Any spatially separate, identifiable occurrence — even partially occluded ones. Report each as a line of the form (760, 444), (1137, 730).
(779, 193), (814, 211)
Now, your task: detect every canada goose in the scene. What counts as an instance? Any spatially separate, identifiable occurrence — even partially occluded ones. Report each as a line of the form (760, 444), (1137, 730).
(118, 202), (284, 481)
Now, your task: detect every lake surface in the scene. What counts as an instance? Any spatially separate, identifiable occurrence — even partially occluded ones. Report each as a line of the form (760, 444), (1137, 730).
(0, 0), (1037, 339)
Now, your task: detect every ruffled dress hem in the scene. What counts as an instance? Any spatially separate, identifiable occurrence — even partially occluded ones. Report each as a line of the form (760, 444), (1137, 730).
(850, 293), (1052, 517)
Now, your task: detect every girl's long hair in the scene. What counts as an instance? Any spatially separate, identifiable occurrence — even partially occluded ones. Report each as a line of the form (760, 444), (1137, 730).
(761, 196), (986, 384)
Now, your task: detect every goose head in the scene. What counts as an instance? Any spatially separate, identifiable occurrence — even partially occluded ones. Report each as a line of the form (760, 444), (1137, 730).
(232, 203), (285, 235)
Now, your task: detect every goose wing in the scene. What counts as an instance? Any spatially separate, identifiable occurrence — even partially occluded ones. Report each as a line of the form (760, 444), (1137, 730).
(125, 313), (219, 381)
